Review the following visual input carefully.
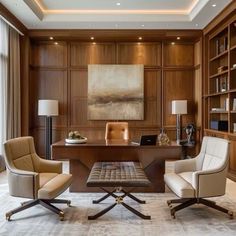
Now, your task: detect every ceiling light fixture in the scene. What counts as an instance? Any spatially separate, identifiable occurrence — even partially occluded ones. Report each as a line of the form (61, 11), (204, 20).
(138, 37), (142, 40)
(90, 37), (94, 40)
(116, 2), (121, 6)
(49, 37), (54, 40)
(195, 23), (199, 27)
(212, 4), (216, 7)
(141, 24), (145, 27)
(171, 42), (175, 45)
(54, 42), (58, 45)
(177, 37), (181, 40)
(92, 42), (96, 45)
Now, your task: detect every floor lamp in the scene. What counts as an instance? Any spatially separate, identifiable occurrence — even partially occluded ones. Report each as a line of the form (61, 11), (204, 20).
(172, 100), (187, 145)
(38, 100), (59, 160)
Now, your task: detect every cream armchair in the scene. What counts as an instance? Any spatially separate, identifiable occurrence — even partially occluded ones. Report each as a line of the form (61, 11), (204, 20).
(4, 136), (72, 221)
(164, 136), (233, 219)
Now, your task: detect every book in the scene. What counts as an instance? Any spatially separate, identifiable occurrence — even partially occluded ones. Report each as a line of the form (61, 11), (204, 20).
(225, 98), (229, 111)
(220, 77), (227, 92)
(233, 98), (236, 111)
(215, 78), (219, 93)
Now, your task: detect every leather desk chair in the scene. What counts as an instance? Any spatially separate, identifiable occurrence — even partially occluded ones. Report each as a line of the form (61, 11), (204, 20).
(105, 122), (129, 140)
(164, 136), (233, 219)
(4, 136), (72, 221)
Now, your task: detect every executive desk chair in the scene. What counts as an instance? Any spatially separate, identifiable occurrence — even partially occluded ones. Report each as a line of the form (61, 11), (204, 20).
(4, 136), (72, 221)
(164, 136), (233, 219)
(105, 122), (129, 140)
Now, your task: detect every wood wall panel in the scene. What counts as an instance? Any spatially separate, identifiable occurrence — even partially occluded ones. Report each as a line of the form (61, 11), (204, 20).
(164, 44), (194, 66)
(31, 42), (67, 67)
(27, 39), (200, 157)
(117, 43), (161, 66)
(70, 43), (116, 66)
(30, 69), (68, 128)
(163, 70), (195, 126)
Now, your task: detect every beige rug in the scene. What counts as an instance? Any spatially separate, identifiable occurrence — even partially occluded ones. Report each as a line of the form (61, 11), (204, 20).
(0, 183), (236, 236)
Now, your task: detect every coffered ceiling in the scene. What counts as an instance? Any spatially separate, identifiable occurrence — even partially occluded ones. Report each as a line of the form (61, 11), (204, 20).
(0, 0), (232, 29)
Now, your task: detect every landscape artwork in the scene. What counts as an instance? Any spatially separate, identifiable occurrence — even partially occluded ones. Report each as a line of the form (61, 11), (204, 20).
(88, 64), (144, 120)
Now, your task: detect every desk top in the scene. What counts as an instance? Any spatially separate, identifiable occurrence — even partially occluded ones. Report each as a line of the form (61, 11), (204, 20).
(52, 139), (180, 149)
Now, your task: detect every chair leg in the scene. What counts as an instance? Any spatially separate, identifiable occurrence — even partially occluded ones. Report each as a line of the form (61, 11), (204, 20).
(88, 203), (117, 220)
(121, 202), (151, 219)
(121, 189), (146, 204)
(39, 200), (65, 221)
(167, 198), (191, 206)
(169, 199), (197, 219)
(6, 199), (39, 221)
(199, 198), (234, 219)
(48, 199), (71, 206)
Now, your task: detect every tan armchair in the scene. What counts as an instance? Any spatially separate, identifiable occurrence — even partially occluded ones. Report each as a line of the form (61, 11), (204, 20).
(105, 122), (129, 140)
(4, 136), (72, 221)
(164, 136), (233, 219)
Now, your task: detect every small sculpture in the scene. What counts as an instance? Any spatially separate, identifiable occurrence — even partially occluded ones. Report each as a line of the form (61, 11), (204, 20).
(184, 124), (195, 144)
(158, 128), (170, 146)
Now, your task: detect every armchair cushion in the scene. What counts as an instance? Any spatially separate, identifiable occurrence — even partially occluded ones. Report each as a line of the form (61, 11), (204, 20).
(39, 173), (58, 188)
(164, 172), (195, 198)
(38, 173), (72, 199)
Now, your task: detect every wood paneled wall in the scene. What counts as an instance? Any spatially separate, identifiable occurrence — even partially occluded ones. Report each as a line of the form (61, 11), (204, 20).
(28, 40), (200, 157)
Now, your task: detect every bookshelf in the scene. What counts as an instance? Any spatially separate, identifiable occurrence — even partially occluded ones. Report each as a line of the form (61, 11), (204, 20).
(204, 15), (236, 181)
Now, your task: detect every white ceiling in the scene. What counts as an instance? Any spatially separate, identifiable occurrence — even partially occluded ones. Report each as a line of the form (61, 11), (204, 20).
(0, 0), (232, 29)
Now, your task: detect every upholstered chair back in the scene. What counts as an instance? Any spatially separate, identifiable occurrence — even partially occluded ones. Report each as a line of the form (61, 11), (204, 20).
(105, 122), (129, 140)
(196, 136), (229, 171)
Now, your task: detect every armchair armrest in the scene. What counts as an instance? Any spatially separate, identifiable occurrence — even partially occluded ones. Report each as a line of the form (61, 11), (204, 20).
(33, 154), (62, 174)
(192, 167), (228, 198)
(174, 158), (196, 174)
(7, 167), (39, 199)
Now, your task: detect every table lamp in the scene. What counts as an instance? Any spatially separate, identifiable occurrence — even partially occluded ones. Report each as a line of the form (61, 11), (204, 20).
(38, 100), (59, 159)
(172, 100), (187, 144)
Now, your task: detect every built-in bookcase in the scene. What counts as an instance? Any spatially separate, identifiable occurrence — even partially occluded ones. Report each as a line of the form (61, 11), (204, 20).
(204, 12), (236, 181)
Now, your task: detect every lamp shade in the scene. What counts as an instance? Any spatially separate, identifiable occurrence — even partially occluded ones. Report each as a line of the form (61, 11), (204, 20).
(38, 100), (59, 116)
(172, 100), (187, 115)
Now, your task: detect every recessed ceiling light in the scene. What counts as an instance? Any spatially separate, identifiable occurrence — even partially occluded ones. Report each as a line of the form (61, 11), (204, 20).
(171, 42), (175, 45)
(90, 36), (94, 40)
(177, 37), (181, 40)
(92, 42), (96, 45)
(49, 37), (54, 40)
(54, 42), (58, 45)
(212, 4), (216, 7)
(195, 23), (199, 27)
(141, 24), (145, 27)
(116, 2), (121, 6)
(138, 37), (142, 40)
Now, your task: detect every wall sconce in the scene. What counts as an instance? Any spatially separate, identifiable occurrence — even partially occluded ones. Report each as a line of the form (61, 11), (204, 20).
(172, 100), (187, 144)
(38, 100), (59, 159)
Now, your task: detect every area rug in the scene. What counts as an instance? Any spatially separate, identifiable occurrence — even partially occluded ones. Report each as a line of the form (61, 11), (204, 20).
(0, 183), (236, 236)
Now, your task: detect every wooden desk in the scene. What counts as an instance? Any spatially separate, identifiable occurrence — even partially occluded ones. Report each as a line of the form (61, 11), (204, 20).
(51, 140), (181, 193)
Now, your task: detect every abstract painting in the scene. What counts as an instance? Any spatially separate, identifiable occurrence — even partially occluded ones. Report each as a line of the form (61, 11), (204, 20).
(88, 64), (144, 120)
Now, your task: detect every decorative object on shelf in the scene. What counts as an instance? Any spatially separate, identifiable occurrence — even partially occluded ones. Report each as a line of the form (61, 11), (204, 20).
(158, 128), (170, 146)
(38, 100), (59, 160)
(184, 124), (195, 144)
(217, 66), (228, 73)
(215, 77), (219, 93)
(65, 131), (87, 144)
(220, 76), (227, 92)
(211, 108), (225, 112)
(172, 100), (187, 145)
(210, 120), (228, 131)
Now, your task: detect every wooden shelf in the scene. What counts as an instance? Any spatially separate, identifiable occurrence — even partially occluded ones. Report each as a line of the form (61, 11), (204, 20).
(204, 129), (228, 135)
(209, 70), (228, 79)
(210, 111), (228, 114)
(230, 44), (236, 51)
(205, 91), (229, 97)
(230, 110), (236, 113)
(210, 50), (228, 62)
